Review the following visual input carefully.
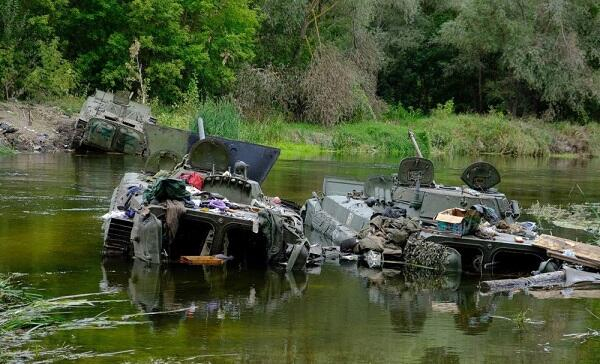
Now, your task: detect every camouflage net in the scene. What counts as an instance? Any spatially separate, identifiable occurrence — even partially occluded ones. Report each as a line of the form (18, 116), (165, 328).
(403, 239), (452, 272)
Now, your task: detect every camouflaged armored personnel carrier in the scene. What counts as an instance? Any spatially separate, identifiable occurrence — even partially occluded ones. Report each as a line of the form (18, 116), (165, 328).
(71, 90), (155, 154)
(102, 123), (315, 270)
(303, 140), (553, 274)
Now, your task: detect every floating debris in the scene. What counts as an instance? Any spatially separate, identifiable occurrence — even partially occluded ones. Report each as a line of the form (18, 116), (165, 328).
(526, 202), (600, 243)
(563, 329), (600, 343)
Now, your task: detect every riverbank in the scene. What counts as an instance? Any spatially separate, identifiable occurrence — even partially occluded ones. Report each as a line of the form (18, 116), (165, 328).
(0, 100), (76, 154)
(156, 100), (600, 159)
(1, 98), (599, 158)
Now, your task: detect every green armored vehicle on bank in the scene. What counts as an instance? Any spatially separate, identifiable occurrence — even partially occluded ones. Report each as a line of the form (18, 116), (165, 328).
(71, 90), (156, 154)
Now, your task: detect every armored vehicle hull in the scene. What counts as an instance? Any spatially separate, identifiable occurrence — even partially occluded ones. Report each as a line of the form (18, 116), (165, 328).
(72, 90), (155, 154)
(103, 126), (314, 271)
(303, 159), (550, 274)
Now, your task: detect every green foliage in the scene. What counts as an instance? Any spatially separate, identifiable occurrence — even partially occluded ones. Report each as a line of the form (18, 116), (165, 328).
(54, 0), (258, 104)
(439, 0), (600, 119)
(383, 102), (424, 122)
(431, 100), (455, 118)
(23, 39), (77, 100)
(1, 0), (599, 124)
(331, 121), (430, 156)
(0, 0), (71, 99)
(0, 144), (15, 155)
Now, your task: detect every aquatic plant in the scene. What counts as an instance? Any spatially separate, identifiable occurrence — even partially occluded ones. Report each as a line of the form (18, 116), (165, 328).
(526, 202), (600, 244)
(513, 309), (531, 330)
(0, 274), (146, 362)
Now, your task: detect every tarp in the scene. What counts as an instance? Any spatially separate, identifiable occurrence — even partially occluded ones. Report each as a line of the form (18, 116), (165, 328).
(143, 178), (190, 203)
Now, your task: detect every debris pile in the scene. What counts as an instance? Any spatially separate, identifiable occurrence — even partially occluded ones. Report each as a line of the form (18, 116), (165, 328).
(434, 204), (538, 241)
(533, 234), (600, 270)
(342, 215), (455, 271)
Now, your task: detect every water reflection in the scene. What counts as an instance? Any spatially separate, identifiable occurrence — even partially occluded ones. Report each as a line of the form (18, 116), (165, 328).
(101, 259), (308, 327)
(355, 266), (498, 335)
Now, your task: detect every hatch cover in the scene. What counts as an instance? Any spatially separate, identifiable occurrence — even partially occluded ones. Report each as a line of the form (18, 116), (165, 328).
(188, 138), (230, 172)
(144, 150), (182, 174)
(398, 157), (434, 186)
(461, 161), (501, 190)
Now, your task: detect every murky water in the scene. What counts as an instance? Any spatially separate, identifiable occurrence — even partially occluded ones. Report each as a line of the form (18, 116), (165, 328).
(1, 153), (600, 362)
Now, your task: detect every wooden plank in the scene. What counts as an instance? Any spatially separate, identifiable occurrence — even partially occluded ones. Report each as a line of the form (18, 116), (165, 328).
(547, 251), (600, 269)
(546, 248), (600, 265)
(534, 234), (600, 264)
(179, 256), (224, 266)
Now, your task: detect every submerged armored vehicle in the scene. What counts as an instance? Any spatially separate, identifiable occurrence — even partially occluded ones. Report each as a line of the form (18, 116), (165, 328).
(102, 123), (313, 270)
(71, 90), (155, 154)
(303, 133), (551, 274)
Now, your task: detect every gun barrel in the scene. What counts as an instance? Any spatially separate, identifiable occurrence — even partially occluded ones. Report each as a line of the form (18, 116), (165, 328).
(408, 130), (423, 158)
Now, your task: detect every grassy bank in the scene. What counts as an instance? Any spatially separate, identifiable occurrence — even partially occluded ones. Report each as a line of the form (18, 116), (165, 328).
(154, 99), (600, 158)
(2, 96), (595, 159)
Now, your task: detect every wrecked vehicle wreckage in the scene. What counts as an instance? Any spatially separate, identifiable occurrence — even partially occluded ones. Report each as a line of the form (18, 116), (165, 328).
(102, 123), (317, 271)
(303, 131), (600, 282)
(71, 90), (156, 154)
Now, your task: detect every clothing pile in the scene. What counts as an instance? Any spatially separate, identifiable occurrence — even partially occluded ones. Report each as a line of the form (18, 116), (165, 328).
(354, 215), (421, 255)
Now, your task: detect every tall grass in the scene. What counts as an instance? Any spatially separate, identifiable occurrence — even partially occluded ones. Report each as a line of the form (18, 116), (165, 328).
(332, 121), (429, 156)
(1, 274), (146, 362)
(155, 98), (241, 139)
(43, 95), (85, 116)
(189, 99), (241, 139)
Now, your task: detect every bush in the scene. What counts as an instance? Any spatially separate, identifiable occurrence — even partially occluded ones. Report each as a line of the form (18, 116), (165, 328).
(234, 66), (285, 119)
(383, 102), (424, 122)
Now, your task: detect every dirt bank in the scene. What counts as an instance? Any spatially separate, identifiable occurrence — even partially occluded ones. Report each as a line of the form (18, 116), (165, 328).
(0, 101), (75, 153)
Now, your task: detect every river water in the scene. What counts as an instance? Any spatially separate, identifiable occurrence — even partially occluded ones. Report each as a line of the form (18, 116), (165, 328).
(1, 153), (599, 362)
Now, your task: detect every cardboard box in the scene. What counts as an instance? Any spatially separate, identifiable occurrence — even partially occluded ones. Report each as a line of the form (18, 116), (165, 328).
(434, 208), (478, 236)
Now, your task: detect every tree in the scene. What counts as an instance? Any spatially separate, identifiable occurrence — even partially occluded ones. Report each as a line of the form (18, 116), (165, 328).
(23, 39), (77, 99)
(440, 0), (600, 119)
(0, 0), (72, 99)
(56, 0), (258, 104)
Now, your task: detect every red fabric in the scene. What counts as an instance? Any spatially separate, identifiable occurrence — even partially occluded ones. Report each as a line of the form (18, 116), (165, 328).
(179, 172), (204, 190)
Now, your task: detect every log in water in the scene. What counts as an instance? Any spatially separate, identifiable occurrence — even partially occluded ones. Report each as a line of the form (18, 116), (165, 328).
(480, 271), (566, 293)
